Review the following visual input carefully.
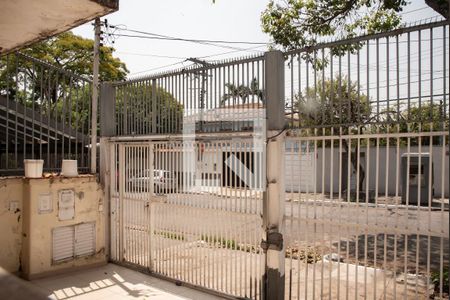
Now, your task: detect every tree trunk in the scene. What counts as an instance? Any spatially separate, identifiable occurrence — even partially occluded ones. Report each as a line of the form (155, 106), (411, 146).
(342, 138), (365, 193)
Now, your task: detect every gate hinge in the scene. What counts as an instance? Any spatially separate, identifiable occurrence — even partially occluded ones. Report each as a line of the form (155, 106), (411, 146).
(261, 231), (283, 252)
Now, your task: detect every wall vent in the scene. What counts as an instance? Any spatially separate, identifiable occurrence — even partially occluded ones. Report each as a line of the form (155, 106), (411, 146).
(52, 222), (95, 263)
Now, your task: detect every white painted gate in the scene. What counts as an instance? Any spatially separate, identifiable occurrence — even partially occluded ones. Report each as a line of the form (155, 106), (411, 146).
(109, 140), (265, 299)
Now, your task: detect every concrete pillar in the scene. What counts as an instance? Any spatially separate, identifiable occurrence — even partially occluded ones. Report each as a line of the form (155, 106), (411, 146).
(262, 50), (286, 300)
(99, 83), (116, 137)
(99, 83), (115, 259)
(99, 137), (111, 259)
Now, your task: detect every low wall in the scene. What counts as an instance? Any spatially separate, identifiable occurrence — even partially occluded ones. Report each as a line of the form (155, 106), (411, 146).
(286, 146), (449, 198)
(0, 175), (106, 278)
(0, 178), (23, 273)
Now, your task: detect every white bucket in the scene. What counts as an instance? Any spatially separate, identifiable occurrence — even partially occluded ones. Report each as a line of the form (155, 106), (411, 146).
(61, 160), (78, 177)
(24, 159), (44, 178)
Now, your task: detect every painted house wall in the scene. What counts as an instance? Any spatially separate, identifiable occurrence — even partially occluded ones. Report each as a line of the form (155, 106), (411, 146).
(0, 176), (106, 277)
(0, 178), (24, 273)
(21, 175), (106, 279)
(286, 146), (449, 198)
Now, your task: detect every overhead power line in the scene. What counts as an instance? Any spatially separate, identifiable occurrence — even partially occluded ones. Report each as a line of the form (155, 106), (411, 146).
(129, 60), (188, 76)
(107, 24), (271, 52)
(117, 45), (266, 61)
(116, 51), (187, 59)
(112, 33), (245, 51)
(399, 6), (429, 15)
(199, 45), (267, 58)
(112, 26), (271, 45)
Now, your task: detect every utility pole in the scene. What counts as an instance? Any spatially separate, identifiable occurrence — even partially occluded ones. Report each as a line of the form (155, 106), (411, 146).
(91, 17), (101, 173)
(187, 58), (212, 132)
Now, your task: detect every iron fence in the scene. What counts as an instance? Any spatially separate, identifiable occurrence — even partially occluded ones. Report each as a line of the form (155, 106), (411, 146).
(0, 52), (94, 175)
(284, 20), (449, 131)
(112, 55), (266, 136)
(283, 20), (449, 299)
(103, 19), (450, 300)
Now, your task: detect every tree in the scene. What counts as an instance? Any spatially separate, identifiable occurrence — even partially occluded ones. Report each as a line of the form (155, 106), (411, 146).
(116, 84), (184, 134)
(294, 76), (371, 192)
(0, 31), (128, 103)
(261, 0), (407, 53)
(294, 76), (448, 194)
(221, 78), (264, 106)
(0, 32), (183, 136)
(19, 31), (128, 82)
(0, 32), (128, 139)
(386, 101), (449, 146)
(295, 77), (371, 127)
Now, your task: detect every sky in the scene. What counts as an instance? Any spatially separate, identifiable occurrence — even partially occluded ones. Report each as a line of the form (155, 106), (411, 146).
(71, 0), (443, 78)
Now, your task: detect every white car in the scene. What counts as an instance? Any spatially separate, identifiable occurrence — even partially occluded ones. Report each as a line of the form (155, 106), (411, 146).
(128, 169), (177, 193)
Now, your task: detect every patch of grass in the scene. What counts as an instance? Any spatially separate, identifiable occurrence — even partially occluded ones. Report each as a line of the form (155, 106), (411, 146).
(154, 230), (185, 241)
(201, 234), (238, 249)
(200, 234), (258, 253)
(431, 268), (449, 298)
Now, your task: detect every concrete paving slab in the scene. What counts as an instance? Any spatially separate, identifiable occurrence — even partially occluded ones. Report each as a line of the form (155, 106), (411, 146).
(31, 263), (226, 300)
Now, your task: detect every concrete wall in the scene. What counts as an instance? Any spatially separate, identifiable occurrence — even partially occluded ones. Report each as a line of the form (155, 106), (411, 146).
(286, 146), (449, 198)
(0, 178), (23, 273)
(0, 175), (106, 278)
(21, 175), (106, 279)
(285, 153), (315, 192)
(1, 0), (118, 54)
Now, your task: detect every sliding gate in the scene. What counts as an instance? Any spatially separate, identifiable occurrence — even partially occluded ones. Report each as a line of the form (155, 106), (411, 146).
(109, 139), (265, 299)
(103, 20), (449, 300)
(282, 21), (450, 299)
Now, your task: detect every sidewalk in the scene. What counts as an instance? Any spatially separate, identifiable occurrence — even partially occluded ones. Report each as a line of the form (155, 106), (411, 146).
(30, 264), (226, 300)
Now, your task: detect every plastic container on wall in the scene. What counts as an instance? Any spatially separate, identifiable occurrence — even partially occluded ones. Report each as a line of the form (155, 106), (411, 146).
(24, 159), (44, 178)
(61, 160), (79, 177)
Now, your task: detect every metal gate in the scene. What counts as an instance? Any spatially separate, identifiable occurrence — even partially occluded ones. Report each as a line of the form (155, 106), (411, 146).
(283, 21), (449, 299)
(101, 20), (449, 300)
(109, 139), (265, 299)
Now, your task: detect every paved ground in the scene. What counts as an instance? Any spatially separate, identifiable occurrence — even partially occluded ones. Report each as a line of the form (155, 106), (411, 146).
(30, 264), (226, 300)
(112, 190), (449, 299)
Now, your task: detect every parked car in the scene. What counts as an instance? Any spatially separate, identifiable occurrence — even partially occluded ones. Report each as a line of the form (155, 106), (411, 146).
(128, 169), (177, 193)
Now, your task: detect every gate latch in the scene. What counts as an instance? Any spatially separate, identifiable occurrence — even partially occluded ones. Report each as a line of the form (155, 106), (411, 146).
(261, 231), (283, 252)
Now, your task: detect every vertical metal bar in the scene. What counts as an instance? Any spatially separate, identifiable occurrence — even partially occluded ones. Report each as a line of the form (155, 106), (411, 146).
(53, 72), (59, 170)
(4, 54), (10, 170)
(61, 75), (66, 162)
(364, 135), (370, 297)
(416, 131), (422, 298)
(149, 142), (155, 272)
(14, 56), (19, 169)
(39, 66), (44, 164)
(393, 124), (400, 297)
(383, 36), (390, 299)
(407, 32), (411, 121)
(418, 30), (422, 118)
(404, 126), (411, 297)
(30, 61), (36, 159)
(119, 144), (125, 261)
(68, 77), (73, 158)
(87, 81), (93, 171)
(22, 58), (27, 163)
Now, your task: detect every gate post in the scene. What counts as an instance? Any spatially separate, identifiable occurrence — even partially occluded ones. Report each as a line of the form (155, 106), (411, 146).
(100, 83), (116, 137)
(262, 50), (286, 300)
(99, 83), (115, 261)
(99, 82), (116, 187)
